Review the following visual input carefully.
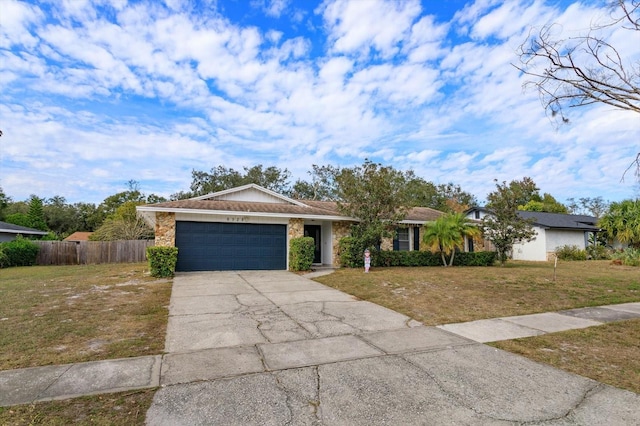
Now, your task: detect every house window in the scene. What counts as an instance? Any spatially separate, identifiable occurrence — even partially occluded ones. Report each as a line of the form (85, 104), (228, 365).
(474, 210), (480, 219)
(396, 228), (410, 251)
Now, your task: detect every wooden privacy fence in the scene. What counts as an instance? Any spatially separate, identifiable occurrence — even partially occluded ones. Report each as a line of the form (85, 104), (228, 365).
(34, 240), (155, 265)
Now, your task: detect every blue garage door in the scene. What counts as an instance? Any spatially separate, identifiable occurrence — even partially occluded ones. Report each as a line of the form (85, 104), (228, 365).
(175, 221), (287, 271)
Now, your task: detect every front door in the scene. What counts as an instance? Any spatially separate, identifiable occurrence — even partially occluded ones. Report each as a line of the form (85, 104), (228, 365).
(304, 225), (322, 264)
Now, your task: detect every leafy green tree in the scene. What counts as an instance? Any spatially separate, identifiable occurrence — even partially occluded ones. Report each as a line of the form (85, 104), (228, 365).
(72, 202), (102, 232)
(188, 165), (291, 197)
(423, 213), (480, 266)
(520, 193), (568, 213)
(0, 186), (10, 220)
(90, 201), (154, 241)
(566, 196), (609, 218)
(27, 195), (48, 231)
(405, 177), (477, 213)
(435, 183), (478, 213)
(335, 160), (414, 251)
(505, 177), (540, 207)
(4, 213), (32, 228)
(290, 165), (340, 200)
(43, 196), (78, 238)
(482, 179), (537, 265)
(98, 180), (146, 218)
(598, 199), (640, 248)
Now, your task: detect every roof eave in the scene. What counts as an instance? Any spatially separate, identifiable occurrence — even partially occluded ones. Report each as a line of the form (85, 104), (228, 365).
(136, 205), (357, 222)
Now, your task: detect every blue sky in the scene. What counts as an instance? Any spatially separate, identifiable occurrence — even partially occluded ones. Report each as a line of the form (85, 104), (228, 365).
(1, 0), (638, 205)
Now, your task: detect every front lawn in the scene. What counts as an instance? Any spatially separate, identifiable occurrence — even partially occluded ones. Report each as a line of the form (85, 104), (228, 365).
(313, 260), (640, 325)
(0, 263), (172, 370)
(314, 260), (640, 394)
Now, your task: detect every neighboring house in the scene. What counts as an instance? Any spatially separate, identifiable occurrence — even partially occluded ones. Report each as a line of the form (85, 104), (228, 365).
(64, 232), (93, 243)
(465, 208), (600, 261)
(0, 221), (48, 242)
(137, 184), (445, 271)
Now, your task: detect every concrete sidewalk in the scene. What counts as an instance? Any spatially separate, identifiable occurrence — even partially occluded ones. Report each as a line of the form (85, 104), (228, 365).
(1, 271), (639, 425)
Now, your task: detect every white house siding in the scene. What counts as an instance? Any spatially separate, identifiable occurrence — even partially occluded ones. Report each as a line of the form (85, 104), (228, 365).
(512, 227), (546, 261)
(546, 230), (587, 253)
(321, 221), (333, 265)
(214, 187), (288, 203)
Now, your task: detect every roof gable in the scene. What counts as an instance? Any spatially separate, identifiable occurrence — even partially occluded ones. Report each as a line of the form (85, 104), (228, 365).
(191, 184), (307, 207)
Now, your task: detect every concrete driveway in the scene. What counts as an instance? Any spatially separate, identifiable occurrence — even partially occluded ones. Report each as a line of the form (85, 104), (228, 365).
(146, 271), (639, 425)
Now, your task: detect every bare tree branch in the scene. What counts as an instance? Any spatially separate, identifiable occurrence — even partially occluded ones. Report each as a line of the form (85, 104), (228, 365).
(514, 0), (640, 179)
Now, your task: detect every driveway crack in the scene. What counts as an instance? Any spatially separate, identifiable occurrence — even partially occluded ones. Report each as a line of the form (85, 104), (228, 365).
(311, 365), (322, 422)
(272, 373), (295, 426)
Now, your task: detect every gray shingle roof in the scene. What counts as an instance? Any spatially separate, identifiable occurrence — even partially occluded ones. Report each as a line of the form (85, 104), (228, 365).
(0, 221), (48, 235)
(516, 211), (600, 231)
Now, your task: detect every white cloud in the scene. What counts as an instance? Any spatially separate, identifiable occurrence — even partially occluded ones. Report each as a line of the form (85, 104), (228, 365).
(1, 0), (637, 205)
(0, 0), (43, 48)
(319, 0), (422, 58)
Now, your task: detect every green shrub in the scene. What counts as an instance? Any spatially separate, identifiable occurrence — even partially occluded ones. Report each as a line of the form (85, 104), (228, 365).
(0, 246), (8, 268)
(611, 248), (640, 267)
(147, 246), (179, 277)
(0, 237), (40, 268)
(362, 250), (496, 268)
(555, 245), (587, 261)
(339, 237), (366, 268)
(453, 251), (498, 266)
(289, 237), (315, 271)
(586, 244), (611, 260)
(372, 250), (441, 267)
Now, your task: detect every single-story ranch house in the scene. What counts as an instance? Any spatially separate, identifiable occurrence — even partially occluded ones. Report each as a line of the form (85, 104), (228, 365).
(465, 207), (601, 261)
(0, 221), (48, 242)
(137, 184), (445, 271)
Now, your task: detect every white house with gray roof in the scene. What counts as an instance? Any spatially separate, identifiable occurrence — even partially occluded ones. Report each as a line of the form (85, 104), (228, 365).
(466, 208), (601, 261)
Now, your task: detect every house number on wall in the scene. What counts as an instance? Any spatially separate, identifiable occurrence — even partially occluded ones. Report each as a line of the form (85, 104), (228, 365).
(226, 216), (250, 222)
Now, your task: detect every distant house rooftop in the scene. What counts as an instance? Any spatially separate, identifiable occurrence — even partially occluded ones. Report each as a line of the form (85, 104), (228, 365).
(64, 232), (93, 242)
(0, 221), (49, 242)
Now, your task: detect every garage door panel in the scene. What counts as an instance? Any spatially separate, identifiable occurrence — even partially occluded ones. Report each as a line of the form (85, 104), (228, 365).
(175, 221), (287, 271)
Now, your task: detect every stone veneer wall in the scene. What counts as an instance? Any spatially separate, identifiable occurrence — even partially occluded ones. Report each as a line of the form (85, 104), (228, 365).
(380, 236), (394, 251)
(331, 221), (352, 266)
(419, 226), (427, 251)
(288, 218), (304, 240)
(155, 212), (176, 247)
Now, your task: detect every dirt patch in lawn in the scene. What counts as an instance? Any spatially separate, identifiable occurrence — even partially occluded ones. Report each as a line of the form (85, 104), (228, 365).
(0, 263), (172, 370)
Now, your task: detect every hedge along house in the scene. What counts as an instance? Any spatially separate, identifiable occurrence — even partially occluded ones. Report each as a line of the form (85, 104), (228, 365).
(136, 184), (445, 272)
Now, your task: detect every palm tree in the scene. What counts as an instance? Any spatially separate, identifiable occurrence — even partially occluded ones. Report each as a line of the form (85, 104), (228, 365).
(599, 199), (640, 248)
(423, 213), (481, 266)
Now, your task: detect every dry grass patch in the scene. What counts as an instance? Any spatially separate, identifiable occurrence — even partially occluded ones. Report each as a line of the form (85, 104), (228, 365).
(492, 319), (640, 394)
(0, 263), (172, 370)
(0, 389), (155, 425)
(313, 260), (640, 326)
